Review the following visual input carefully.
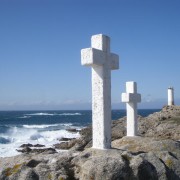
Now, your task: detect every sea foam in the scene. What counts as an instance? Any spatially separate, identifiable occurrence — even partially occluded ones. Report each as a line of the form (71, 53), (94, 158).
(24, 112), (82, 116)
(22, 123), (72, 129)
(0, 125), (80, 157)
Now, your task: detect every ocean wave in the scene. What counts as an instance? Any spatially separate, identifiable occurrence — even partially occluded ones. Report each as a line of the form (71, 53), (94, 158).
(23, 124), (58, 129)
(0, 126), (81, 157)
(25, 113), (55, 116)
(63, 123), (73, 126)
(25, 112), (82, 116)
(58, 113), (82, 116)
(22, 123), (73, 129)
(18, 115), (31, 119)
(0, 137), (11, 144)
(30, 133), (43, 140)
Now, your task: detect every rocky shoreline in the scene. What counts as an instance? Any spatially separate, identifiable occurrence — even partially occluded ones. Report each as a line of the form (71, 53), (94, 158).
(0, 105), (180, 179)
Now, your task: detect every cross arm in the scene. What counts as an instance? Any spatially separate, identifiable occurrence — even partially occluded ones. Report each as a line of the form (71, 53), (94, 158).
(122, 93), (141, 103)
(81, 48), (105, 67)
(110, 53), (119, 70)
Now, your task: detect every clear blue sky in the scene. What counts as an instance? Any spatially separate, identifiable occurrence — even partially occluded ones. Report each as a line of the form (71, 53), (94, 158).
(0, 0), (180, 110)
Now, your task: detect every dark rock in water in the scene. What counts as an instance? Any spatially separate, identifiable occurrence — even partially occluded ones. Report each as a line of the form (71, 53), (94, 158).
(19, 143), (33, 148)
(58, 137), (75, 141)
(17, 147), (57, 154)
(66, 128), (80, 133)
(30, 148), (57, 154)
(33, 144), (45, 147)
(17, 147), (32, 153)
(19, 143), (45, 148)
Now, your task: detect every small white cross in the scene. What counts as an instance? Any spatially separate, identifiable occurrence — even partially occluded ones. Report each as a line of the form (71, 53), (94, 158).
(122, 81), (141, 136)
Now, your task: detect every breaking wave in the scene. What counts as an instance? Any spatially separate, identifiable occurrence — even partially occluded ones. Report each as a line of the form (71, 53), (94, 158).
(25, 113), (55, 116)
(0, 125), (80, 157)
(23, 123), (73, 129)
(24, 112), (82, 116)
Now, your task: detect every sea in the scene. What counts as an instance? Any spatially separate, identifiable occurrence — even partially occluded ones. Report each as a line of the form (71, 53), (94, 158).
(0, 109), (160, 157)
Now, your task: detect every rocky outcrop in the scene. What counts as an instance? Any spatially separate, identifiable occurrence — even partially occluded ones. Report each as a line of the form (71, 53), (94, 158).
(1, 137), (180, 180)
(72, 146), (180, 180)
(139, 105), (180, 140)
(0, 105), (180, 179)
(60, 106), (180, 151)
(0, 152), (76, 180)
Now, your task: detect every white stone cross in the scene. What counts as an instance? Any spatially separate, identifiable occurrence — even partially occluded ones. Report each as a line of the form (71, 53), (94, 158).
(81, 34), (119, 149)
(121, 81), (141, 136)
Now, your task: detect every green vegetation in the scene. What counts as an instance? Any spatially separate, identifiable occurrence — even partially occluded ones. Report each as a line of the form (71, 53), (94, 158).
(48, 173), (53, 180)
(165, 158), (173, 169)
(5, 163), (22, 177)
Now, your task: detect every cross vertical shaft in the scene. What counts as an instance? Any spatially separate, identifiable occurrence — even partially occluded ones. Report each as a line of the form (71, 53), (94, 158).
(91, 36), (111, 149)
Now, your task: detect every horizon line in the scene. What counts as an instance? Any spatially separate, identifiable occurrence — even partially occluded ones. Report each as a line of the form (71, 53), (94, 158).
(0, 108), (163, 112)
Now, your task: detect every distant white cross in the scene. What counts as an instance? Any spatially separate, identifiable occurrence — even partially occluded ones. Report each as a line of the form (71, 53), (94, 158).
(81, 34), (119, 149)
(122, 81), (141, 136)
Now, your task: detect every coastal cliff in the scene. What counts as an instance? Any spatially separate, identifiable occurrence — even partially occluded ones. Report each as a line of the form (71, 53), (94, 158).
(0, 106), (180, 180)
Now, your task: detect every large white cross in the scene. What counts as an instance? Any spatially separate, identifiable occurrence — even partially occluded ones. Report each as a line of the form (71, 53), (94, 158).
(121, 81), (141, 136)
(81, 34), (119, 149)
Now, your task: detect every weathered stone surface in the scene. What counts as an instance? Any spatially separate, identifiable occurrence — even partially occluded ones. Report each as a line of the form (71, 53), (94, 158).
(139, 105), (180, 140)
(112, 136), (180, 153)
(72, 149), (131, 180)
(54, 139), (80, 150)
(111, 117), (126, 140)
(1, 139), (180, 179)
